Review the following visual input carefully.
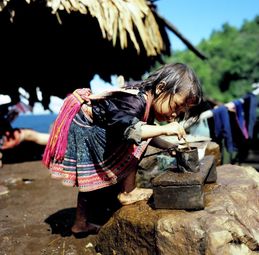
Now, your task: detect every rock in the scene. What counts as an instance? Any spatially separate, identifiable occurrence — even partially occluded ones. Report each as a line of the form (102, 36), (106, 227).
(137, 146), (164, 188)
(152, 156), (217, 210)
(205, 141), (221, 166)
(95, 164), (259, 255)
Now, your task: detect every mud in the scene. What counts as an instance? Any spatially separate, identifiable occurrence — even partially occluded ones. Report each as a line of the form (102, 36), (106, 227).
(0, 160), (110, 255)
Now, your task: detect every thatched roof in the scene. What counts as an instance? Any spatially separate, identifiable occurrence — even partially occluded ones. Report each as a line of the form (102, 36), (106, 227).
(47, 0), (165, 56)
(0, 0), (205, 110)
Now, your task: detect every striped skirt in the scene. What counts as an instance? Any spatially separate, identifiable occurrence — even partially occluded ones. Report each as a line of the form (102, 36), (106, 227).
(49, 110), (149, 192)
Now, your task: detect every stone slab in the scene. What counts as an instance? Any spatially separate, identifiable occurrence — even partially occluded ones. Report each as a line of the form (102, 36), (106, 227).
(153, 184), (204, 210)
(204, 157), (217, 183)
(152, 156), (216, 186)
(152, 156), (216, 210)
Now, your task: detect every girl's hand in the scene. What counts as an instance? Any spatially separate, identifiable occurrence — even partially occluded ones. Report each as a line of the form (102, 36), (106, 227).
(161, 122), (186, 140)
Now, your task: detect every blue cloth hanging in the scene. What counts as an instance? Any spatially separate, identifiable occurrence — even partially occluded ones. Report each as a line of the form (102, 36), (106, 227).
(212, 105), (234, 152)
(233, 99), (248, 139)
(243, 93), (257, 139)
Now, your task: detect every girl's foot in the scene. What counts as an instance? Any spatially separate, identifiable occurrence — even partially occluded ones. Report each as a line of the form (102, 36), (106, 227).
(71, 222), (100, 238)
(117, 187), (153, 205)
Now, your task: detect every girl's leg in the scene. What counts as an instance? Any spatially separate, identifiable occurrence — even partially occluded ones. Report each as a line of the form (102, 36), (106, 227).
(118, 167), (153, 205)
(71, 192), (100, 235)
(120, 167), (137, 193)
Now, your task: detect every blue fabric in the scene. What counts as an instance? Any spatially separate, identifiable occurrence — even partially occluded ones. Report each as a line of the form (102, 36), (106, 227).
(243, 93), (257, 138)
(212, 105), (234, 152)
(233, 99), (248, 139)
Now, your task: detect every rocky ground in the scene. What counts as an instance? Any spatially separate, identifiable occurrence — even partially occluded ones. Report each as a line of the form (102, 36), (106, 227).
(0, 141), (258, 254)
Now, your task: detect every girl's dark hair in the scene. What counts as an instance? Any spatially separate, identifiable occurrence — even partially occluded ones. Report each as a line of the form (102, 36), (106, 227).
(140, 63), (203, 121)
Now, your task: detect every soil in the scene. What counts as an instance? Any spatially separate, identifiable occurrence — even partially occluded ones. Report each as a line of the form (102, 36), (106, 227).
(0, 159), (120, 255)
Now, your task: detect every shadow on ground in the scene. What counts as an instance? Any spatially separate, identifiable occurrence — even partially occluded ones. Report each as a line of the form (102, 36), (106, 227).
(45, 184), (122, 238)
(45, 208), (76, 237)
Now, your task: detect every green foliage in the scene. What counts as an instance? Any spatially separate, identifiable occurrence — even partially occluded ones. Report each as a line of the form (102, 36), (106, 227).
(165, 16), (259, 103)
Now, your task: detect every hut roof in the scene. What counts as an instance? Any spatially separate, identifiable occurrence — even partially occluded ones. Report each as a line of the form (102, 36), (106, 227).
(47, 0), (165, 56)
(0, 0), (206, 110)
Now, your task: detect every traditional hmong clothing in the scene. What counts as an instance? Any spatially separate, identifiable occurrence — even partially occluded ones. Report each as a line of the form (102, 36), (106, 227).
(43, 89), (153, 192)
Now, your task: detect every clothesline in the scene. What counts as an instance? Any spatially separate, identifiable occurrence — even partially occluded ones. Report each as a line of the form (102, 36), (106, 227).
(183, 82), (259, 129)
(199, 83), (259, 121)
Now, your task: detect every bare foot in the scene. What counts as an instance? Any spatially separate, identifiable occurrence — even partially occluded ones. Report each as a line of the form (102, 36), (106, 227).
(118, 187), (153, 205)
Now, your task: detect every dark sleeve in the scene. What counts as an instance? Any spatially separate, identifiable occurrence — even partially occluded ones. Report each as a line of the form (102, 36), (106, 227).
(92, 92), (146, 142)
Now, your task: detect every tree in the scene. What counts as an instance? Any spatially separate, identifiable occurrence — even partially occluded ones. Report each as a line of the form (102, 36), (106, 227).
(165, 16), (259, 103)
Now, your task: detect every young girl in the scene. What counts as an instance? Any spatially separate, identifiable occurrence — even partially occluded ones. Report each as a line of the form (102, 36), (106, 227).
(43, 63), (203, 236)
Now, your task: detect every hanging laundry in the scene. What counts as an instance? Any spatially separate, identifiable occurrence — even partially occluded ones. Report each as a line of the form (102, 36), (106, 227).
(212, 105), (234, 152)
(243, 93), (258, 139)
(233, 99), (249, 139)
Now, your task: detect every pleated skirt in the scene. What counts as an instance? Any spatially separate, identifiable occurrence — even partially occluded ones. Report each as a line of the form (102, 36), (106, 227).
(49, 110), (149, 192)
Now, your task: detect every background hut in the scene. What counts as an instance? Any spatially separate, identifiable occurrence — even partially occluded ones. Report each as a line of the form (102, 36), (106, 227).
(0, 0), (205, 110)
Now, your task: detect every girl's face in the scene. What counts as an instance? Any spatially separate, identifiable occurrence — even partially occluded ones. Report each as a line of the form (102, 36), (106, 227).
(153, 93), (190, 122)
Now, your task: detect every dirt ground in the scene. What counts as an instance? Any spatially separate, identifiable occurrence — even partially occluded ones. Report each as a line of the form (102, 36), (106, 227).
(0, 159), (113, 255)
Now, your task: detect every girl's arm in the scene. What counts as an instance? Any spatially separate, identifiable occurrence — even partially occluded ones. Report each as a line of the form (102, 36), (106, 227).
(140, 122), (186, 140)
(149, 136), (176, 150)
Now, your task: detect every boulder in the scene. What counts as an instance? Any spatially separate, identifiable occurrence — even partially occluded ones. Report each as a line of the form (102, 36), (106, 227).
(94, 164), (259, 255)
(205, 142), (221, 166)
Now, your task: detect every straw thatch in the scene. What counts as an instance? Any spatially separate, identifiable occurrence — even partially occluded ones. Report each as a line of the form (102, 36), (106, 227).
(47, 0), (165, 56)
(0, 0), (165, 56)
(0, 0), (205, 110)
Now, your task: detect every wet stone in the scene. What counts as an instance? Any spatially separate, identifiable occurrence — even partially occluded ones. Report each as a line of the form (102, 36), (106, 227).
(152, 156), (217, 210)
